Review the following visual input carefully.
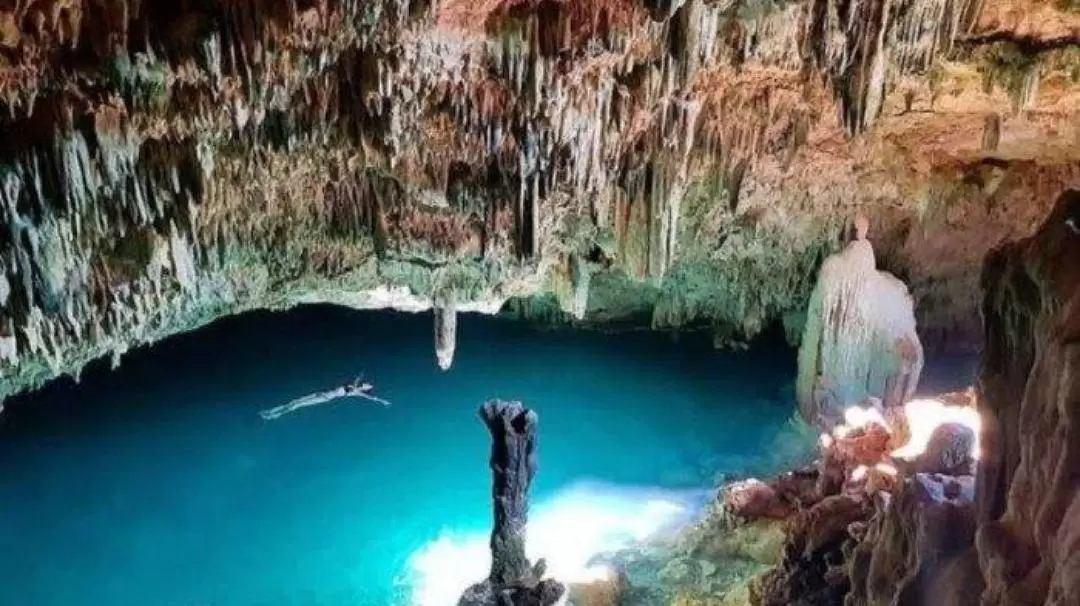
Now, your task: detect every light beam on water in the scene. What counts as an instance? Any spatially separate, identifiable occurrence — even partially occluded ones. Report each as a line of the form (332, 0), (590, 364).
(405, 480), (710, 605)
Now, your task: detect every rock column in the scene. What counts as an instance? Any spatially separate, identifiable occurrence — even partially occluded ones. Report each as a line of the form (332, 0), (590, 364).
(435, 303), (457, 371)
(459, 400), (564, 606)
(796, 215), (924, 427)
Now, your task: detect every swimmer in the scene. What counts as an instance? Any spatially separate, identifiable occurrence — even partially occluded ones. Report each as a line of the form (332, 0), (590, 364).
(259, 374), (391, 421)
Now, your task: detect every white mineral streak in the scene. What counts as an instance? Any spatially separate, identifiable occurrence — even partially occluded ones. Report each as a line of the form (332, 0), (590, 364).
(0, 268), (9, 308)
(167, 223), (197, 294)
(0, 334), (16, 367)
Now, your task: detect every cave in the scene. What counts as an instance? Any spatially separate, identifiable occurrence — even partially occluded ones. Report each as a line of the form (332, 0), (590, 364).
(0, 1), (1078, 605)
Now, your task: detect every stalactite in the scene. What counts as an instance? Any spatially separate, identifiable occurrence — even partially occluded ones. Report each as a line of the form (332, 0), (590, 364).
(434, 302), (456, 371)
(0, 0), (1071, 399)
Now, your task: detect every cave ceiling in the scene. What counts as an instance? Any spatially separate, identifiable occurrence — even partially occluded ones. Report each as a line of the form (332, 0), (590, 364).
(0, 0), (1077, 396)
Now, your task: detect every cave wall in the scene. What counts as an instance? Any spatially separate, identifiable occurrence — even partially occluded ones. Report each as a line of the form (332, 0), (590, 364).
(827, 188), (1080, 606)
(974, 188), (1080, 604)
(0, 0), (1077, 397)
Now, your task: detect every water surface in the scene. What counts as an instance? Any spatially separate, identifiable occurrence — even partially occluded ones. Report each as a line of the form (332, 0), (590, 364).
(0, 307), (815, 605)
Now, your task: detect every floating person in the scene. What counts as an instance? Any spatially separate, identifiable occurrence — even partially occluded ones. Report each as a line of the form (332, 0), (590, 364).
(259, 374), (391, 420)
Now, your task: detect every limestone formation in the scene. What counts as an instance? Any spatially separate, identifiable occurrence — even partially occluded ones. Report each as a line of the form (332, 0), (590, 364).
(721, 191), (1080, 606)
(974, 188), (1080, 605)
(0, 0), (1077, 400)
(724, 389), (981, 606)
(460, 400), (564, 606)
(796, 218), (924, 427)
(845, 472), (979, 606)
(434, 303), (457, 370)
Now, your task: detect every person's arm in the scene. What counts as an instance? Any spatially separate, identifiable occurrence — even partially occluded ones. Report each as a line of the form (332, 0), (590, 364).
(353, 392), (392, 407)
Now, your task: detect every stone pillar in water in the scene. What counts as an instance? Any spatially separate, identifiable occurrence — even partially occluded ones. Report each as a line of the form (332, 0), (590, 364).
(459, 400), (565, 606)
(434, 303), (457, 371)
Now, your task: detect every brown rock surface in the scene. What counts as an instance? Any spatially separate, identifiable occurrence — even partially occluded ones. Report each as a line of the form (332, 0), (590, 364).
(741, 190), (1080, 606)
(846, 473), (979, 606)
(0, 2), (1076, 400)
(975, 188), (1080, 605)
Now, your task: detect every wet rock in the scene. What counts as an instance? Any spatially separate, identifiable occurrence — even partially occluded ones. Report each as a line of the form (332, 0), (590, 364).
(460, 400), (564, 606)
(913, 422), (976, 476)
(792, 495), (871, 559)
(773, 466), (823, 508)
(723, 479), (794, 521)
(567, 572), (628, 606)
(974, 188), (1080, 604)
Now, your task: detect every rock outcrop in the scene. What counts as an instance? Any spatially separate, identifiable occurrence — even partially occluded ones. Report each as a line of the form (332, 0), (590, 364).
(796, 217), (924, 426)
(726, 190), (1080, 606)
(461, 400), (565, 606)
(975, 187), (1080, 604)
(0, 2), (1077, 398)
(715, 389), (980, 606)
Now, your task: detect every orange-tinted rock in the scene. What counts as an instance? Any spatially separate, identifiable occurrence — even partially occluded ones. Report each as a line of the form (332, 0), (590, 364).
(0, 0), (1077, 399)
(748, 191), (1080, 606)
(975, 188), (1080, 605)
(723, 479), (795, 521)
(846, 473), (978, 606)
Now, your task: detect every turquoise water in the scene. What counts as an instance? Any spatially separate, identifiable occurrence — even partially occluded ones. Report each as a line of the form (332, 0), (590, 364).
(0, 307), (805, 606)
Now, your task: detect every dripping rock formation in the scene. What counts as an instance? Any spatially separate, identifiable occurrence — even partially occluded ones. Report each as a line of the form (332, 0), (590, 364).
(796, 217), (923, 427)
(0, 1), (1078, 396)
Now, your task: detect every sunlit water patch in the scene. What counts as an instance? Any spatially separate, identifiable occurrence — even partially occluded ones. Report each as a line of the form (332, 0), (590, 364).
(0, 307), (810, 605)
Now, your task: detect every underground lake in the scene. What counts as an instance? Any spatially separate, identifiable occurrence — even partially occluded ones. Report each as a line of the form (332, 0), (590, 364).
(0, 306), (974, 606)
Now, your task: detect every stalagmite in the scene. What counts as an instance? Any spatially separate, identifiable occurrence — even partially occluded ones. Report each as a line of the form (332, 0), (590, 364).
(434, 303), (457, 371)
(796, 215), (924, 428)
(459, 400), (565, 606)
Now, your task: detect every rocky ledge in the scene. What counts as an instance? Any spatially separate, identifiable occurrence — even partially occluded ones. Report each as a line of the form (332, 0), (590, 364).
(1, 0), (1078, 398)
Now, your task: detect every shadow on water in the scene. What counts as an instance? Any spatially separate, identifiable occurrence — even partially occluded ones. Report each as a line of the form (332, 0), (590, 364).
(0, 307), (910, 605)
